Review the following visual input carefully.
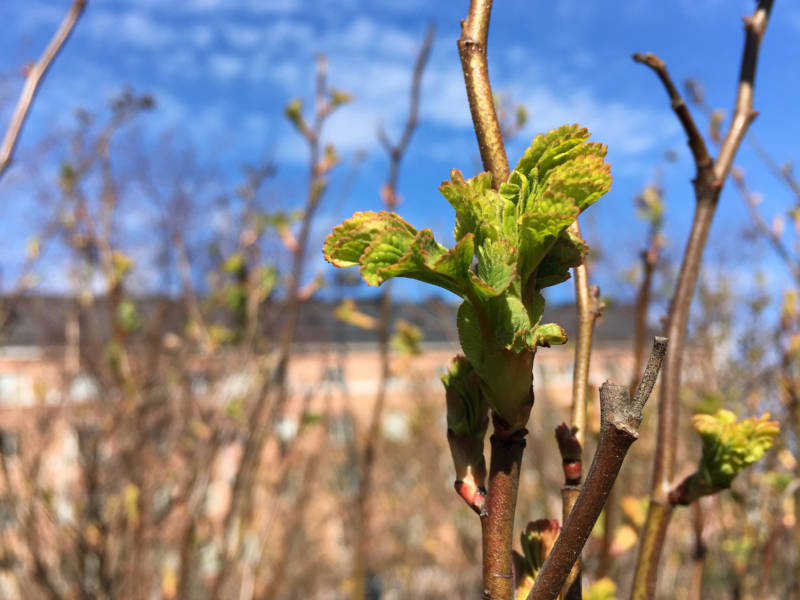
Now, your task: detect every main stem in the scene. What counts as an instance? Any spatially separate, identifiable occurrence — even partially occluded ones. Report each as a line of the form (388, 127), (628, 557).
(458, 2), (519, 598)
(482, 413), (527, 600)
(458, 0), (509, 186)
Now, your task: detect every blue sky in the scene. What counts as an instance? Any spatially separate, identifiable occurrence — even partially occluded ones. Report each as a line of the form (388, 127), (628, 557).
(2, 0), (799, 310)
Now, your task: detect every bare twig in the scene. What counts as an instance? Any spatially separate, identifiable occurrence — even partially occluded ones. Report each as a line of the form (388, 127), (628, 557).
(527, 338), (668, 600)
(458, 0), (509, 187)
(0, 0), (87, 179)
(631, 3), (773, 598)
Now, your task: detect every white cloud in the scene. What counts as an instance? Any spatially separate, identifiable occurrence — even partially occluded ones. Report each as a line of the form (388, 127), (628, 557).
(223, 24), (261, 48)
(208, 53), (245, 80)
(84, 10), (172, 48)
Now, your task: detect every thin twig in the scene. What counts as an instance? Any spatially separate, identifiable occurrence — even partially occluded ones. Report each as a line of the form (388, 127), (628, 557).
(687, 500), (707, 600)
(527, 338), (668, 600)
(0, 0), (87, 179)
(559, 220), (601, 600)
(631, 3), (774, 598)
(458, 0), (509, 188)
(632, 53), (712, 174)
(731, 166), (800, 283)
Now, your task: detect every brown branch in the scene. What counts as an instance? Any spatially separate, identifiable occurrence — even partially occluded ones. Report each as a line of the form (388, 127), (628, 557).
(632, 53), (712, 175)
(713, 3), (773, 183)
(483, 413), (527, 600)
(458, 0), (509, 187)
(0, 0), (87, 179)
(631, 2), (773, 598)
(527, 338), (668, 600)
(687, 500), (707, 600)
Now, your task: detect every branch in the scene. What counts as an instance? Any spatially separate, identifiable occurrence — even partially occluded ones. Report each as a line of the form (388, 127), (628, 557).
(528, 338), (668, 600)
(458, 0), (509, 188)
(568, 221), (601, 452)
(377, 23), (434, 209)
(714, 1), (773, 182)
(0, 0), (87, 179)
(559, 220), (602, 599)
(631, 3), (773, 598)
(632, 53), (712, 175)
(483, 412), (528, 600)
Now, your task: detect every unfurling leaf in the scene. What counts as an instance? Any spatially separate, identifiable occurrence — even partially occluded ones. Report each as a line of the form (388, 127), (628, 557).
(442, 356), (489, 513)
(670, 409), (779, 505)
(514, 518), (560, 597)
(323, 125), (611, 432)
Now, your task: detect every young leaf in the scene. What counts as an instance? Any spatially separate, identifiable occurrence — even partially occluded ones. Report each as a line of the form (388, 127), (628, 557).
(670, 409), (779, 505)
(323, 210), (417, 268)
(439, 169), (502, 246)
(442, 356), (489, 513)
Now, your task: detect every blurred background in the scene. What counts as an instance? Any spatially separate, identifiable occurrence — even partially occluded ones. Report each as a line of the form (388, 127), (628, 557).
(1, 1), (799, 598)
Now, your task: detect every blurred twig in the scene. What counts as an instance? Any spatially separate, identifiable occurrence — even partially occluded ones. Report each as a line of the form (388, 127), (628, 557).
(0, 0), (87, 179)
(353, 24), (434, 600)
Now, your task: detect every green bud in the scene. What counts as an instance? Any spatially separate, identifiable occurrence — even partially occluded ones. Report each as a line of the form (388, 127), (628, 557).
(442, 356), (489, 513)
(671, 409), (779, 505)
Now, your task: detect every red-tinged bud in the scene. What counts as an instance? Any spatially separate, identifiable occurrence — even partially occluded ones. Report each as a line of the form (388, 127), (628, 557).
(555, 423), (583, 484)
(563, 461), (583, 483)
(454, 480), (487, 515)
(555, 423), (582, 461)
(521, 519), (561, 574)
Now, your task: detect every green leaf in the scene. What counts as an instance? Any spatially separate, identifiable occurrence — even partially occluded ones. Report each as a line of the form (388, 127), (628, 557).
(531, 322), (568, 346)
(358, 227), (417, 285)
(542, 153), (611, 212)
(442, 356), (488, 437)
(323, 210), (417, 268)
(439, 169), (502, 246)
(323, 124), (612, 434)
(367, 229), (471, 297)
(693, 409), (779, 489)
(474, 238), (517, 297)
(116, 300), (140, 334)
(517, 191), (579, 285)
(457, 298), (534, 430)
(535, 229), (588, 289)
(456, 300), (485, 371)
(513, 124), (591, 187)
(442, 355), (489, 510)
